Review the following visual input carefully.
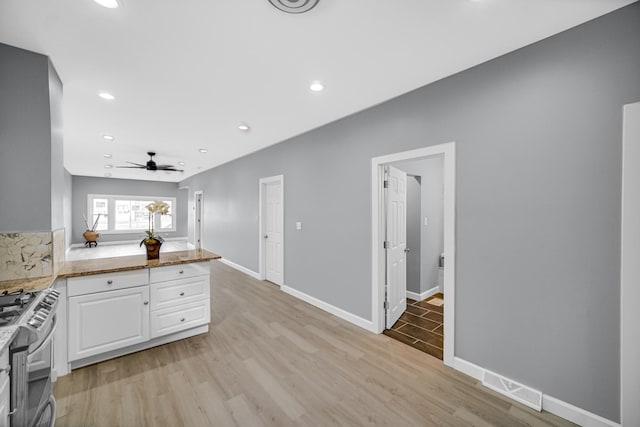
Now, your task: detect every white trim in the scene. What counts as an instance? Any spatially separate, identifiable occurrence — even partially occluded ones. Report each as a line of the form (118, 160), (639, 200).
(219, 257), (261, 280)
(542, 396), (620, 427)
(453, 357), (484, 380)
(258, 174), (284, 285)
(87, 193), (177, 234)
(194, 190), (204, 249)
(406, 286), (439, 302)
(621, 101), (640, 427)
(371, 142), (456, 368)
(281, 285), (376, 333)
(453, 357), (620, 427)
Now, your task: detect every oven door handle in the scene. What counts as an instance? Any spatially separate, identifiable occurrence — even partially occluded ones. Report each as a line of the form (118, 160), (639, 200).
(27, 314), (57, 358)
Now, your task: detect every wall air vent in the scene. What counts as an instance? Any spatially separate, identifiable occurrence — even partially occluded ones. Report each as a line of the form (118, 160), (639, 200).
(482, 369), (542, 411)
(268, 0), (319, 14)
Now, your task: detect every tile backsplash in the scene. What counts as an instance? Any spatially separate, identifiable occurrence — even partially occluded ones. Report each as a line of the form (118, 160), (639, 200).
(0, 231), (62, 281)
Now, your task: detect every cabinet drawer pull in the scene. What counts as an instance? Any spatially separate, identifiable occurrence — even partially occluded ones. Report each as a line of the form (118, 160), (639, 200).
(179, 270), (184, 274)
(107, 280), (113, 285)
(144, 301), (149, 305)
(180, 318), (185, 322)
(179, 292), (185, 296)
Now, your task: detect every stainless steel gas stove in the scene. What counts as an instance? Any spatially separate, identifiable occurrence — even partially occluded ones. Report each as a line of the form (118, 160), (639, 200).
(0, 287), (60, 427)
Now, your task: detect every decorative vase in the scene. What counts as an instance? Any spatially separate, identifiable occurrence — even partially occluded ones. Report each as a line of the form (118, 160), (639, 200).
(144, 239), (162, 260)
(83, 230), (100, 247)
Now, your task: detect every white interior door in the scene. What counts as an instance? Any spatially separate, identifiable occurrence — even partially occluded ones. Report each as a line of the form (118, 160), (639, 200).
(386, 165), (407, 328)
(194, 191), (203, 249)
(263, 179), (283, 285)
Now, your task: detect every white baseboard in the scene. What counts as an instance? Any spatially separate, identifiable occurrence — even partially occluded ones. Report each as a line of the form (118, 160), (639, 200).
(281, 285), (376, 333)
(453, 357), (484, 380)
(452, 357), (620, 427)
(219, 258), (261, 280)
(542, 396), (620, 427)
(406, 286), (440, 301)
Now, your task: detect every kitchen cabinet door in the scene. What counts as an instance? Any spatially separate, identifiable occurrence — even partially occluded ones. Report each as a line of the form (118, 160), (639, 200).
(68, 286), (150, 362)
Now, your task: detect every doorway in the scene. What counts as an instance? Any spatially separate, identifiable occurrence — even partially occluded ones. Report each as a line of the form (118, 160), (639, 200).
(384, 158), (445, 360)
(259, 175), (284, 286)
(371, 142), (456, 367)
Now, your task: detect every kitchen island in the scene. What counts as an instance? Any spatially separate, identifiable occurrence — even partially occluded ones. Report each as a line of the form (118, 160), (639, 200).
(52, 248), (220, 376)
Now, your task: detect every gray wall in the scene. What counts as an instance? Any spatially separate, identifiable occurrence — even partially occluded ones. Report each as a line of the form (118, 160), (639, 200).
(394, 156), (445, 295)
(63, 169), (73, 249)
(0, 43), (55, 231)
(71, 176), (188, 244)
(405, 175), (421, 294)
(49, 61), (65, 231)
(181, 4), (640, 421)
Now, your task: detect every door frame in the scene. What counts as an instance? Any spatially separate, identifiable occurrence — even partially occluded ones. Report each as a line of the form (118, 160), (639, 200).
(194, 190), (203, 249)
(371, 142), (456, 367)
(259, 174), (284, 285)
(621, 102), (640, 426)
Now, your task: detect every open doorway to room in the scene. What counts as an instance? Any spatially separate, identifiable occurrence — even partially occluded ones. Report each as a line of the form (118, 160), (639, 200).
(383, 157), (445, 360)
(371, 143), (455, 367)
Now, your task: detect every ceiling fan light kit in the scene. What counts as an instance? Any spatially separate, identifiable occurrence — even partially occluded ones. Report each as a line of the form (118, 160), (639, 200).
(268, 0), (319, 14)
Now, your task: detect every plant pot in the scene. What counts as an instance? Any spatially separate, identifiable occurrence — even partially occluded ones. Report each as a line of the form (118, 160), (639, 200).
(83, 230), (100, 247)
(144, 239), (162, 260)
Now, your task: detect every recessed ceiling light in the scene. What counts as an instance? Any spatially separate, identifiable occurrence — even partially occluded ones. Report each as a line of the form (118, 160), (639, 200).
(238, 124), (250, 131)
(98, 91), (115, 101)
(178, 161), (185, 166)
(103, 154), (112, 158)
(310, 81), (324, 92)
(103, 135), (115, 141)
(93, 0), (118, 8)
(104, 164), (113, 169)
(199, 148), (208, 153)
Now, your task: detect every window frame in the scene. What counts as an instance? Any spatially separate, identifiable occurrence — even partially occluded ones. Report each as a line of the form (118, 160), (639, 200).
(87, 194), (177, 235)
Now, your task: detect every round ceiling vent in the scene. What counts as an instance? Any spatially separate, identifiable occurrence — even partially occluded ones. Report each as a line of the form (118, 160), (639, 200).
(268, 0), (319, 14)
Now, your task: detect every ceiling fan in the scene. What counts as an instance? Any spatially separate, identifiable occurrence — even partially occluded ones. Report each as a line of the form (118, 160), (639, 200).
(117, 152), (184, 172)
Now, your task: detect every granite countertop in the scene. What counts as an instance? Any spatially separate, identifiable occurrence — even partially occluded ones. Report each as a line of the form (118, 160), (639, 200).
(0, 249), (221, 291)
(59, 249), (221, 278)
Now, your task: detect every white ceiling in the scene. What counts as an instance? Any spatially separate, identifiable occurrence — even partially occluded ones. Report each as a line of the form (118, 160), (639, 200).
(0, 0), (634, 182)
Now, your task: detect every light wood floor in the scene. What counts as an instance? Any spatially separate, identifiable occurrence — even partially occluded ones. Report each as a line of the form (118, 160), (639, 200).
(54, 261), (576, 427)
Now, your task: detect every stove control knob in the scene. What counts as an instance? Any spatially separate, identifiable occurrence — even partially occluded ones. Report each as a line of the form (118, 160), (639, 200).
(44, 295), (57, 304)
(49, 289), (60, 296)
(28, 318), (42, 328)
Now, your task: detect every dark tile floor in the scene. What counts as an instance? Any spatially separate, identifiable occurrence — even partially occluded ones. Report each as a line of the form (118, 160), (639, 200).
(383, 293), (444, 360)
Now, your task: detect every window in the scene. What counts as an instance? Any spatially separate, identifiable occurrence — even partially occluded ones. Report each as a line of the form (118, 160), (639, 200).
(87, 194), (176, 234)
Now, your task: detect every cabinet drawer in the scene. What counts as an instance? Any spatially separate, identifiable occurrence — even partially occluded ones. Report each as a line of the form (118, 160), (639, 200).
(150, 276), (210, 310)
(150, 300), (210, 339)
(67, 269), (149, 297)
(149, 262), (209, 283)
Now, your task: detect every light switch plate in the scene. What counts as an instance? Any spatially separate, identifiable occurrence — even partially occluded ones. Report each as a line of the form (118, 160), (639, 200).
(424, 217), (428, 226)
(296, 221), (302, 230)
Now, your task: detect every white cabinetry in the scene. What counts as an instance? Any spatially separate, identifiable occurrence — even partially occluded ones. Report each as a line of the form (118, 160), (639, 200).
(0, 349), (9, 427)
(68, 285), (150, 361)
(60, 261), (211, 371)
(150, 265), (210, 339)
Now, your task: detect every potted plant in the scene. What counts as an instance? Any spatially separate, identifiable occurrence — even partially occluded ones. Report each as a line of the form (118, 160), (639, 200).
(140, 201), (170, 259)
(82, 214), (102, 247)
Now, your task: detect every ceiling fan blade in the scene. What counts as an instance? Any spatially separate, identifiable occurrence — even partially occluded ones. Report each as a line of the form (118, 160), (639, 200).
(126, 161), (146, 167)
(157, 166), (184, 172)
(116, 165), (146, 169)
(155, 164), (174, 168)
